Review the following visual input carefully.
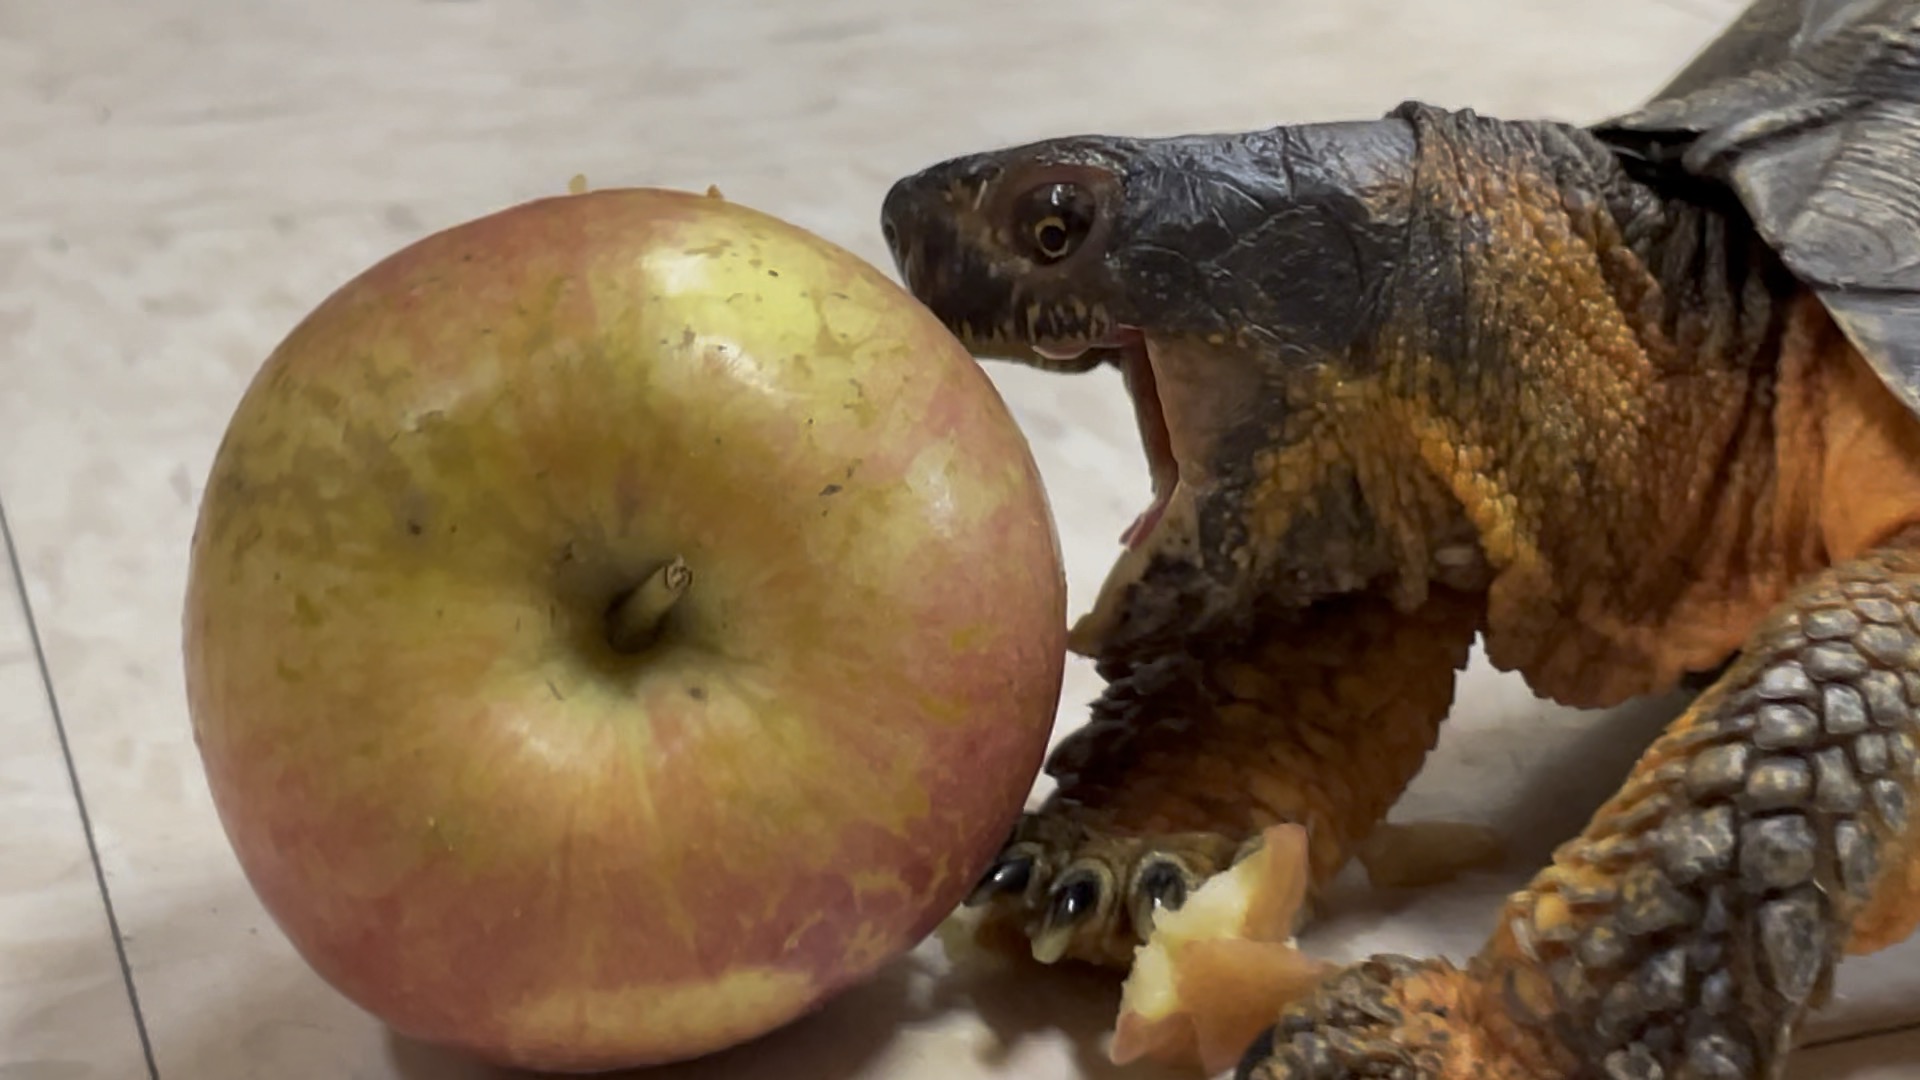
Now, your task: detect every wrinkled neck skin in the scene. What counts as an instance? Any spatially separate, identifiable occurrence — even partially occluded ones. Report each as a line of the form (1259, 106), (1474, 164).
(1313, 102), (1814, 705)
(1095, 101), (1822, 708)
(1066, 116), (1461, 664)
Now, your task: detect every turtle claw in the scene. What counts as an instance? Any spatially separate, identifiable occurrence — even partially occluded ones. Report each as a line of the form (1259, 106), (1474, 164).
(965, 809), (1253, 967)
(1128, 856), (1198, 939)
(1033, 864), (1112, 963)
(967, 849), (1038, 907)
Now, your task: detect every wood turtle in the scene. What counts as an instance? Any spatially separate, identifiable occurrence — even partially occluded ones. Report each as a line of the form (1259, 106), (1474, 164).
(879, 0), (1920, 1076)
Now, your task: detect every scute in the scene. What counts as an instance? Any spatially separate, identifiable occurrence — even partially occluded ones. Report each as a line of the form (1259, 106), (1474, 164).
(1594, 0), (1920, 416)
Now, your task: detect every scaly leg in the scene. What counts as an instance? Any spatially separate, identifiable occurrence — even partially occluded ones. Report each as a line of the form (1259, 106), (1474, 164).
(1238, 536), (1920, 1080)
(967, 586), (1485, 968)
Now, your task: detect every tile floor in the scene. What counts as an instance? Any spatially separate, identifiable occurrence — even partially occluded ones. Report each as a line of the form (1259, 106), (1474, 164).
(3, 0), (1917, 1077)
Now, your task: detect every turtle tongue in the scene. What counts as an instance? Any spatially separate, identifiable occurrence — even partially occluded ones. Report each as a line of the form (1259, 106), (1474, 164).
(1118, 331), (1178, 549)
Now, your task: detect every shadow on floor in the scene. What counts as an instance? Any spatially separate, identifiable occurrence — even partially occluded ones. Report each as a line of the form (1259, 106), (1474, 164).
(378, 933), (1182, 1080)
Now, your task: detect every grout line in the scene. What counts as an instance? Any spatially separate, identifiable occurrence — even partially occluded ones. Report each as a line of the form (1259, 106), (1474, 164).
(0, 495), (161, 1080)
(1804, 1017), (1920, 1051)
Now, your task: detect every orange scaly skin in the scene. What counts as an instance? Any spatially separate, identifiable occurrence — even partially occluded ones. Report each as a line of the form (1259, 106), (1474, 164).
(1246, 530), (1920, 1079)
(881, 85), (1920, 1079)
(1002, 588), (1483, 967)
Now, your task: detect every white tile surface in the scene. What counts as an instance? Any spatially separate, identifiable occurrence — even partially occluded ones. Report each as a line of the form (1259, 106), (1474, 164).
(1, 0), (1915, 1077)
(0, 519), (150, 1075)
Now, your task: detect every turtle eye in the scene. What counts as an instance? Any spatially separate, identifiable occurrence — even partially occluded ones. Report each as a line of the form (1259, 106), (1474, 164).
(1014, 182), (1096, 264)
(1033, 216), (1072, 258)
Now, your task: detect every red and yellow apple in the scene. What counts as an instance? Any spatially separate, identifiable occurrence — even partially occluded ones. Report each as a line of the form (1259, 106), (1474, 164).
(182, 186), (1068, 1071)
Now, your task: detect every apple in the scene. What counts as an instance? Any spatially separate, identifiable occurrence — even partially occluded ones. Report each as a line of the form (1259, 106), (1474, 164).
(181, 186), (1068, 1071)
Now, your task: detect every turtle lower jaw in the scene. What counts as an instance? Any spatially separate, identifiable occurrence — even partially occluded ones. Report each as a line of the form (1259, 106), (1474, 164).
(1116, 330), (1181, 551)
(1061, 329), (1224, 660)
(1068, 472), (1202, 659)
(1022, 328), (1182, 551)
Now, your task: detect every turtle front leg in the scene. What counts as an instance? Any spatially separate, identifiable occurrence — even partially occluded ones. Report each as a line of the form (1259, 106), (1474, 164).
(967, 586), (1484, 968)
(1238, 535), (1920, 1080)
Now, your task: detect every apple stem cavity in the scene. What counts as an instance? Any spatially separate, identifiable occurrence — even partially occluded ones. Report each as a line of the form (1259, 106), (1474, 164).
(607, 556), (692, 654)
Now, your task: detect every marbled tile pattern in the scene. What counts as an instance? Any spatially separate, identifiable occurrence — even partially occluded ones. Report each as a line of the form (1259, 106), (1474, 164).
(1, 0), (1915, 1076)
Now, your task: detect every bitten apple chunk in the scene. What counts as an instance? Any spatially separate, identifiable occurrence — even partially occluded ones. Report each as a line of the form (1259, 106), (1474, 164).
(182, 187), (1069, 1072)
(1110, 825), (1331, 1076)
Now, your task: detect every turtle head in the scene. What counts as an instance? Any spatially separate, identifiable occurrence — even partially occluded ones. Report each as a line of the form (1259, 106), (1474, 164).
(882, 118), (1446, 661)
(882, 121), (1419, 371)
(879, 135), (1143, 373)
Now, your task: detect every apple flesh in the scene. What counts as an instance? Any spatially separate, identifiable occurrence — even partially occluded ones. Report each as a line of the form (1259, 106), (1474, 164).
(182, 187), (1068, 1071)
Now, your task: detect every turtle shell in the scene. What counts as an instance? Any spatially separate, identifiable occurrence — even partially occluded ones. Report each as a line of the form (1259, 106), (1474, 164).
(1595, 0), (1920, 415)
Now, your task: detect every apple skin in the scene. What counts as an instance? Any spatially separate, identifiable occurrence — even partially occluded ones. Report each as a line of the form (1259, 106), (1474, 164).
(182, 187), (1068, 1072)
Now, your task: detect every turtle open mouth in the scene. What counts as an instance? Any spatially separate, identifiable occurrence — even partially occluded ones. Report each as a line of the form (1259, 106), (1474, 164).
(1115, 331), (1177, 549)
(1035, 329), (1178, 550)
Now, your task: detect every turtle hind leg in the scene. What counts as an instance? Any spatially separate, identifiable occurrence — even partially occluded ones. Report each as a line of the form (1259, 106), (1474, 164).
(964, 586), (1483, 970)
(1238, 532), (1920, 1080)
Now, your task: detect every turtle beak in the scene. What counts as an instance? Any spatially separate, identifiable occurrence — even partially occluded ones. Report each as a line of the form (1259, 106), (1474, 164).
(882, 175), (1114, 372)
(881, 175), (1018, 353)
